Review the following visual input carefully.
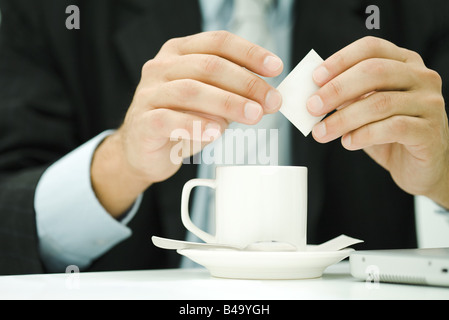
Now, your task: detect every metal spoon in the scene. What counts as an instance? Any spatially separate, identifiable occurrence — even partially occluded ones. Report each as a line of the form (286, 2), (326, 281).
(151, 236), (297, 252)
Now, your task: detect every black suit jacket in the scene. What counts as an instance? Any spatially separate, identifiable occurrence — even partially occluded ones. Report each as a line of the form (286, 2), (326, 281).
(0, 0), (448, 275)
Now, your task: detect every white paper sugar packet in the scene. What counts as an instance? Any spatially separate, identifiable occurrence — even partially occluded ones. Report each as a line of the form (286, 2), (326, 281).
(277, 49), (325, 137)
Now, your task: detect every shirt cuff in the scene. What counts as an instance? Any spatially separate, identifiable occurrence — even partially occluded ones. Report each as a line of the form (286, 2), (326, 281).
(35, 130), (142, 272)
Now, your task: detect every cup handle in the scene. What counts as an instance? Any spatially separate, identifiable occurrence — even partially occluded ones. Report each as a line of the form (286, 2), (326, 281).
(181, 179), (216, 243)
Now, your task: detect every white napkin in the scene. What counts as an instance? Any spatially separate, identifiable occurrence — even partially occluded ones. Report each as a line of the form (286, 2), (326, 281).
(278, 49), (325, 137)
(310, 235), (364, 252)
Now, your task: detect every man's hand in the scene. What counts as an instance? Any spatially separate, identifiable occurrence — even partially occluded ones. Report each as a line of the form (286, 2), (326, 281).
(308, 36), (449, 208)
(91, 31), (284, 217)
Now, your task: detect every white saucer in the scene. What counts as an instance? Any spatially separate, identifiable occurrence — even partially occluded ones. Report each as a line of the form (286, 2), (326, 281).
(177, 246), (354, 280)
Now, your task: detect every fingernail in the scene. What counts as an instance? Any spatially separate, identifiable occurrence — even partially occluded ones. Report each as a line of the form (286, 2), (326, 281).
(307, 95), (324, 114)
(313, 66), (330, 84)
(313, 122), (327, 139)
(264, 55), (283, 73)
(342, 134), (352, 148)
(265, 89), (283, 111)
(245, 102), (263, 122)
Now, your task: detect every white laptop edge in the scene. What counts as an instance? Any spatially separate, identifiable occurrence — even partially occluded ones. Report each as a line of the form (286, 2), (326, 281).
(350, 248), (449, 287)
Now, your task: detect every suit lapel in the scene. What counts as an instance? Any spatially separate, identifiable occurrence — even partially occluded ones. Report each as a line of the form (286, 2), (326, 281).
(290, 0), (368, 243)
(113, 0), (202, 83)
(290, 0), (403, 244)
(112, 0), (202, 245)
(292, 0), (368, 60)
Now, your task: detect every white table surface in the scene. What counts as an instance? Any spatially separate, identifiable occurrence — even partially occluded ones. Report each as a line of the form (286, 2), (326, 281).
(0, 262), (448, 300)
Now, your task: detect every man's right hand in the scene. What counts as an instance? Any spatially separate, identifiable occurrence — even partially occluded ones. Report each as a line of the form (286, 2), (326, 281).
(90, 31), (284, 218)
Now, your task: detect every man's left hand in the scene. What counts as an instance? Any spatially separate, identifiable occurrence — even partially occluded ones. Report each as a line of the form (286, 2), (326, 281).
(308, 36), (449, 208)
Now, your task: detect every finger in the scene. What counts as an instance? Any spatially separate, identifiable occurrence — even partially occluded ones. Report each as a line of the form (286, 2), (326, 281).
(340, 115), (430, 151)
(144, 108), (226, 143)
(173, 31), (284, 78)
(313, 36), (423, 86)
(308, 58), (416, 116)
(312, 92), (423, 143)
(336, 91), (375, 111)
(163, 54), (282, 113)
(141, 79), (264, 125)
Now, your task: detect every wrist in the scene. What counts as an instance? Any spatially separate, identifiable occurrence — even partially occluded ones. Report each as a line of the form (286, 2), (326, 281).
(91, 132), (152, 218)
(426, 165), (449, 210)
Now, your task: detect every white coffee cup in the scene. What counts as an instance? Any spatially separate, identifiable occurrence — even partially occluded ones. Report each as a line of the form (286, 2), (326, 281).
(181, 166), (307, 251)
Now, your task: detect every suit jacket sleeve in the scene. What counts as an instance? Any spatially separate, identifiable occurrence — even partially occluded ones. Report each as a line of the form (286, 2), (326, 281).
(0, 1), (79, 275)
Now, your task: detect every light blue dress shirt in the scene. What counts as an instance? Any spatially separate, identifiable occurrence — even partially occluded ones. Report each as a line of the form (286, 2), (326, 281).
(35, 131), (142, 271)
(35, 0), (294, 272)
